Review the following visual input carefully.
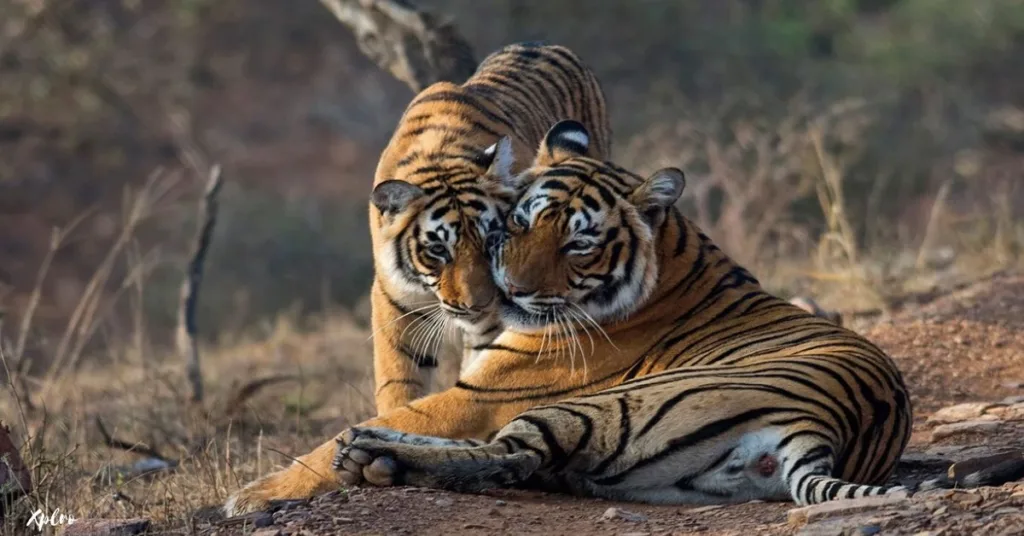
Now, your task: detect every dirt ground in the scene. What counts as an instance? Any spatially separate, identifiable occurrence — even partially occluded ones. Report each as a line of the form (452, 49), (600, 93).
(195, 273), (1024, 536)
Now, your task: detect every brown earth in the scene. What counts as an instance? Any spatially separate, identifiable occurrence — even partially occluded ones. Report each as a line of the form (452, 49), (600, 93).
(190, 274), (1024, 536)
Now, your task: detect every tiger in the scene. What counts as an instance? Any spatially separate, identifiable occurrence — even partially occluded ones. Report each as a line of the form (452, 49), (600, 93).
(223, 120), (912, 515)
(223, 46), (611, 516)
(328, 119), (916, 507)
(363, 42), (611, 414)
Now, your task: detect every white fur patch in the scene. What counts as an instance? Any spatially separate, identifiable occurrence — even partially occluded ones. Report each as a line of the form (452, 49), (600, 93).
(557, 129), (589, 148)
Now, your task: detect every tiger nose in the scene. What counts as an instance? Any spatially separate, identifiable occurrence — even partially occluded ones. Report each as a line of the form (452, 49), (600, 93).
(504, 277), (529, 297)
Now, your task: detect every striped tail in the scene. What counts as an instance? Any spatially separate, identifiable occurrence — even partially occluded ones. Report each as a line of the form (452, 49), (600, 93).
(791, 474), (909, 505)
(781, 437), (908, 505)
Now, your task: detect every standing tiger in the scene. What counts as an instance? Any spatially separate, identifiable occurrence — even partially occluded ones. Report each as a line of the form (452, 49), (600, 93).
(223, 121), (911, 516)
(331, 120), (915, 506)
(365, 42), (611, 414)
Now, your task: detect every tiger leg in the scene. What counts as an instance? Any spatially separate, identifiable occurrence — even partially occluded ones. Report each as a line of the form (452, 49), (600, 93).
(333, 423), (544, 492)
(780, 434), (910, 506)
(225, 384), (511, 516)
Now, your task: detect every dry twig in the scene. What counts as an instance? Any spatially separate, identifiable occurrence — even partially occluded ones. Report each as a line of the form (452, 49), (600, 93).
(94, 417), (171, 463)
(178, 166), (223, 405)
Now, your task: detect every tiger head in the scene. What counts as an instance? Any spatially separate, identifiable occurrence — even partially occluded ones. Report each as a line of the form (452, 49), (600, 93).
(370, 137), (522, 328)
(490, 120), (686, 330)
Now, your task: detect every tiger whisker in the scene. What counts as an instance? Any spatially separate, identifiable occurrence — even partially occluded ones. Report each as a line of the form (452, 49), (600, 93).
(368, 302), (444, 341)
(564, 306), (594, 379)
(563, 307), (588, 378)
(536, 310), (551, 364)
(558, 310), (580, 375)
(571, 303), (619, 351)
(428, 313), (451, 372)
(405, 308), (444, 359)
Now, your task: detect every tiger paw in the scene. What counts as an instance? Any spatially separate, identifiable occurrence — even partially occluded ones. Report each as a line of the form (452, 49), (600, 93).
(332, 428), (401, 487)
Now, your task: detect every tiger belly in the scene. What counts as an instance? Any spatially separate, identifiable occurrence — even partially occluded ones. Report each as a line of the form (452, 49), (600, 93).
(530, 424), (793, 504)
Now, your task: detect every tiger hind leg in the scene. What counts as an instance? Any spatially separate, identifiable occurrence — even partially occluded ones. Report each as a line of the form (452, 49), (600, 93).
(333, 426), (542, 492)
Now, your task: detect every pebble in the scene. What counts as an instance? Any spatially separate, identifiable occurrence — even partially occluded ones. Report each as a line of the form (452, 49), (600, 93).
(684, 505), (724, 514)
(787, 495), (908, 527)
(253, 513), (275, 528)
(434, 497), (454, 507)
(601, 507), (648, 522)
(927, 402), (1000, 424)
(930, 420), (1001, 442)
(495, 499), (507, 506)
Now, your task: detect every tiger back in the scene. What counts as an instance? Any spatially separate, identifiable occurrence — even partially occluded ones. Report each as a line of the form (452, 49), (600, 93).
(333, 120), (915, 507)
(368, 43), (611, 414)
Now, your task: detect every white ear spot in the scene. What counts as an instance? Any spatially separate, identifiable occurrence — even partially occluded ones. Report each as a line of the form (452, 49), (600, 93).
(557, 129), (589, 148)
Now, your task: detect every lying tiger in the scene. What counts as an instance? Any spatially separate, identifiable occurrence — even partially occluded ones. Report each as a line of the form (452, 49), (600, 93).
(330, 120), (914, 506)
(224, 120), (911, 514)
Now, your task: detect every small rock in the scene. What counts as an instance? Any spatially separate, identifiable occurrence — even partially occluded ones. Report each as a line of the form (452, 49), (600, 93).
(434, 497), (454, 507)
(62, 518), (151, 536)
(684, 505), (724, 514)
(930, 420), (1001, 442)
(251, 529), (282, 536)
(988, 403), (1024, 420)
(494, 499), (507, 506)
(333, 517), (354, 524)
(857, 526), (883, 536)
(787, 495), (908, 527)
(950, 491), (983, 506)
(928, 403), (1000, 424)
(1002, 381), (1024, 390)
(601, 507), (648, 522)
(1001, 395), (1024, 405)
(932, 506), (948, 516)
(253, 513), (275, 528)
(621, 533), (651, 536)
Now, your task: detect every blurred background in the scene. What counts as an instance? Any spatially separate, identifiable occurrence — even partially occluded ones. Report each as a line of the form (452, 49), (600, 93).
(1, 0), (1023, 367)
(1, 2), (1023, 525)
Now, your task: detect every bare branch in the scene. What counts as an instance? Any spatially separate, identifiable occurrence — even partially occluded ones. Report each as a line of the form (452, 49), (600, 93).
(318, 0), (477, 92)
(178, 165), (223, 404)
(94, 417), (172, 463)
(221, 374), (301, 418)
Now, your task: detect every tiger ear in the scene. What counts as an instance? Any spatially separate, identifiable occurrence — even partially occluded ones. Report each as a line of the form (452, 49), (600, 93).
(533, 120), (590, 167)
(372, 180), (426, 216)
(481, 136), (517, 183)
(630, 168), (685, 224)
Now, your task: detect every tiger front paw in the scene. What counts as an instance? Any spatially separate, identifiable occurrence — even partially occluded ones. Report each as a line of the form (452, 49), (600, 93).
(332, 427), (402, 487)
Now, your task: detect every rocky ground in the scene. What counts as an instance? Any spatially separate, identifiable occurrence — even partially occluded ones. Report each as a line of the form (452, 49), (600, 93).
(97, 273), (1024, 536)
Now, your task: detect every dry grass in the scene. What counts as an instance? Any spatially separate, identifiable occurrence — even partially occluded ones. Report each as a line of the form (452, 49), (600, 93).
(1, 101), (1022, 533)
(0, 312), (395, 533)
